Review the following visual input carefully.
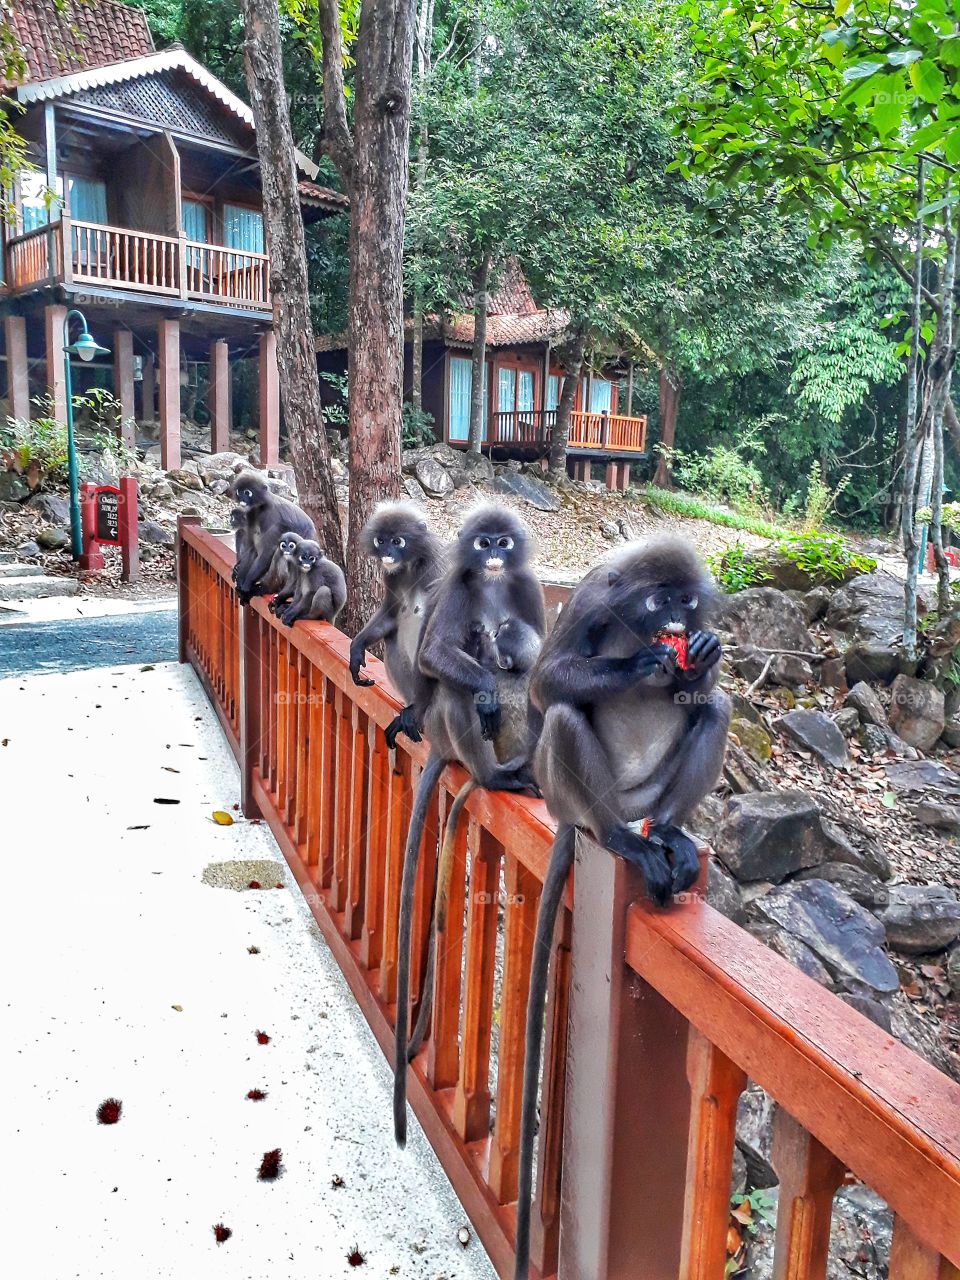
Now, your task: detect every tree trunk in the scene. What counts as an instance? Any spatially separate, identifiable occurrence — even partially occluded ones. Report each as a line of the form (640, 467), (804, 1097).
(467, 253), (490, 455)
(901, 162), (927, 658)
(653, 363), (681, 488)
(548, 330), (586, 476)
(928, 199), (957, 615)
(240, 0), (344, 565)
(411, 296), (423, 410)
(409, 0), (432, 412)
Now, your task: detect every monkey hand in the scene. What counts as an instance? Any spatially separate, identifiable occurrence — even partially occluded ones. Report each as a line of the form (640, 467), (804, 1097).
(632, 643), (675, 680)
(682, 631), (721, 678)
(475, 688), (501, 741)
(349, 643), (375, 687)
(384, 705), (422, 750)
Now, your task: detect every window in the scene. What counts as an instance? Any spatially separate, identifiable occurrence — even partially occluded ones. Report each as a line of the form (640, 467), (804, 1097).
(67, 176), (107, 224)
(449, 357), (472, 441)
(546, 375), (560, 412)
(518, 370), (535, 421)
(21, 173), (63, 232)
(182, 198), (208, 243)
(223, 204), (264, 254)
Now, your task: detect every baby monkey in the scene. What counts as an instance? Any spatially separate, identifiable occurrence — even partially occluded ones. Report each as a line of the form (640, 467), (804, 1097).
(277, 539), (346, 628)
(267, 532), (305, 616)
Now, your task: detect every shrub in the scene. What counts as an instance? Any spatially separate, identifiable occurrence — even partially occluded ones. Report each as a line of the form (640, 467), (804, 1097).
(778, 531), (876, 582)
(0, 411), (69, 482)
(672, 426), (768, 514)
(707, 542), (772, 593)
(401, 402), (435, 449)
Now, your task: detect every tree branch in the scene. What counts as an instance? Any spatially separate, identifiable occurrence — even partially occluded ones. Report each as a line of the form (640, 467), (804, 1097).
(316, 0), (356, 189)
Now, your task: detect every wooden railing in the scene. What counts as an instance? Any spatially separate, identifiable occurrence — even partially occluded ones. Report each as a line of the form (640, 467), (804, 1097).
(177, 516), (960, 1280)
(3, 219), (271, 310)
(568, 409), (647, 452)
(490, 408), (556, 448)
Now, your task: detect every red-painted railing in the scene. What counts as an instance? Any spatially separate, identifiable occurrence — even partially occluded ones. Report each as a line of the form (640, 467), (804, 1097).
(177, 516), (960, 1280)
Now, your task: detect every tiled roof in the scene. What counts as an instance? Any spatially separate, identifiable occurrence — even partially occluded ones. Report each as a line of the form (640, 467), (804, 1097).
(5, 0), (154, 85)
(487, 258), (539, 317)
(297, 181), (349, 212)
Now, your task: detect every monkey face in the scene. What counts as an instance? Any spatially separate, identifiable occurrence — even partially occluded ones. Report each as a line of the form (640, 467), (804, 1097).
(466, 528), (523, 579)
(297, 540), (323, 573)
(231, 473), (269, 508)
(229, 509), (246, 529)
(278, 533), (301, 561)
(638, 584), (702, 643)
(372, 529), (409, 573)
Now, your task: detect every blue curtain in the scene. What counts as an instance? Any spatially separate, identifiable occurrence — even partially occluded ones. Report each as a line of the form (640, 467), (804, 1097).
(223, 205), (264, 253)
(449, 357), (472, 441)
(518, 371), (534, 420)
(546, 375), (559, 411)
(68, 176), (107, 224)
(21, 173), (63, 232)
(182, 199), (208, 242)
(590, 378), (612, 413)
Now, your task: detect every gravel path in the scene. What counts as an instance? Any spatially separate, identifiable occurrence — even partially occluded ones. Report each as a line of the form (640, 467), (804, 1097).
(0, 661), (495, 1280)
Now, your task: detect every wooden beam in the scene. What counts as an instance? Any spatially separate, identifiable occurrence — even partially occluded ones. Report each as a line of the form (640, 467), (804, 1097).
(158, 318), (181, 470)
(141, 356), (155, 424)
(113, 328), (135, 449)
(44, 303), (67, 425)
(258, 329), (279, 466)
(4, 315), (30, 421)
(209, 339), (231, 454)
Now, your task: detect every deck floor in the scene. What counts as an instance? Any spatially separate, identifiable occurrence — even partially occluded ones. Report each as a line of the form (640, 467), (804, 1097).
(0, 658), (495, 1280)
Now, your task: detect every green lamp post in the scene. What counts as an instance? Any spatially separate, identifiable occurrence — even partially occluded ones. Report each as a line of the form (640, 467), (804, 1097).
(63, 309), (110, 559)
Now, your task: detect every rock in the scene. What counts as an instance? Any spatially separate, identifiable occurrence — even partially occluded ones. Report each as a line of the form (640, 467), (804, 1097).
(730, 715), (772, 763)
(207, 479), (230, 496)
(730, 693), (764, 725)
(149, 480), (174, 501)
(599, 519), (620, 541)
(819, 818), (892, 882)
(844, 681), (888, 727)
(881, 885), (960, 954)
(493, 470), (560, 511)
(889, 995), (959, 1077)
(0, 472), (29, 503)
(772, 653), (814, 687)
(166, 468), (204, 492)
(947, 946), (960, 996)
(727, 645), (767, 683)
(840, 992), (893, 1032)
(883, 730), (919, 759)
(735, 1085), (778, 1188)
(912, 798), (960, 834)
(844, 639), (911, 685)
(775, 709), (849, 768)
(750, 879), (900, 995)
(748, 543), (867, 592)
(714, 791), (826, 883)
(413, 455), (454, 498)
(138, 520), (175, 547)
(795, 862), (888, 910)
(460, 451), (495, 483)
(834, 707), (860, 736)
(730, 1145), (748, 1198)
(144, 444), (163, 466)
(828, 572), (917, 684)
(749, 921), (834, 987)
(36, 526), (68, 550)
(748, 1185), (892, 1280)
(402, 476), (428, 504)
(802, 584), (833, 622)
(28, 492), (69, 524)
(858, 722), (890, 756)
(941, 715), (960, 748)
(884, 757), (960, 796)
(719, 587), (814, 651)
(16, 540), (41, 557)
(705, 857), (744, 922)
(688, 794), (724, 845)
(887, 674), (945, 751)
(196, 450), (244, 475)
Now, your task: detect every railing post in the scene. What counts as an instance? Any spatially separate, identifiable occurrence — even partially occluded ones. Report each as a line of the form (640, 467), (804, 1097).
(176, 514), (201, 663)
(177, 232), (189, 300)
(239, 603), (262, 819)
(60, 215), (72, 285)
(559, 834), (692, 1280)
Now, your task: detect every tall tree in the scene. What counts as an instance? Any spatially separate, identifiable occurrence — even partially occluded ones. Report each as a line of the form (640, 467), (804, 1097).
(240, 0), (344, 565)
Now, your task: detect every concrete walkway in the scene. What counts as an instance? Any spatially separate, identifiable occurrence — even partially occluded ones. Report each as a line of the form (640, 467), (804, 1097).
(1, 659), (495, 1280)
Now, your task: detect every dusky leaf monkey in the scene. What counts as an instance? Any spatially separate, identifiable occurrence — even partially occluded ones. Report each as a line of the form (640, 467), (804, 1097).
(266, 531), (306, 615)
(513, 536), (731, 1280)
(229, 471), (315, 605)
(393, 504), (546, 1147)
(277, 539), (347, 627)
(349, 502), (445, 750)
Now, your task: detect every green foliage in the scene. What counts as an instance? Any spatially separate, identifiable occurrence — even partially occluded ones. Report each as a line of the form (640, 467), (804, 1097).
(636, 485), (790, 539)
(319, 371), (349, 427)
(799, 461), (849, 533)
(672, 426), (767, 513)
(778, 532), (876, 582)
(707, 542), (771, 594)
(401, 403), (435, 450)
(917, 502), (960, 532)
(730, 1189), (776, 1235)
(0, 410), (68, 481)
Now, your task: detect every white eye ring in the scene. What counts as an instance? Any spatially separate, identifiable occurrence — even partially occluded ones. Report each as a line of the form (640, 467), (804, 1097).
(686, 594), (698, 610)
(645, 594), (659, 612)
(474, 536), (490, 551)
(395, 536), (405, 548)
(498, 536), (514, 550)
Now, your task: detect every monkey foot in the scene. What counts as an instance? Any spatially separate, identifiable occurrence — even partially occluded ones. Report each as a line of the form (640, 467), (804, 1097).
(645, 822), (700, 895)
(604, 824), (673, 907)
(384, 707), (422, 751)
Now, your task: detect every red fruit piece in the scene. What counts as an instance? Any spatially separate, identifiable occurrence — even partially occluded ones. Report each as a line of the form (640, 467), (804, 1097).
(347, 1246), (365, 1266)
(96, 1098), (122, 1125)
(255, 1030), (270, 1045)
(258, 1148), (282, 1180)
(247, 1088), (266, 1101)
(248, 880), (261, 890)
(213, 1224), (232, 1245)
(656, 631), (689, 669)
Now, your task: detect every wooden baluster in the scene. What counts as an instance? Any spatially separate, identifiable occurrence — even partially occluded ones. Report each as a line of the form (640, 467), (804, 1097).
(303, 662), (323, 869)
(267, 627), (279, 793)
(258, 616), (269, 778)
(453, 818), (500, 1142)
(315, 676), (337, 890)
(292, 651), (310, 847)
(771, 1109), (845, 1280)
(239, 606), (262, 819)
(378, 749), (410, 1005)
(409, 774), (439, 1023)
(489, 852), (539, 1204)
(275, 636), (290, 809)
(529, 905), (572, 1280)
(680, 1032), (747, 1280)
(343, 701), (368, 940)
(426, 787), (468, 1089)
(359, 717), (389, 969)
(889, 1218), (960, 1280)
(329, 686), (350, 912)
(284, 646), (301, 828)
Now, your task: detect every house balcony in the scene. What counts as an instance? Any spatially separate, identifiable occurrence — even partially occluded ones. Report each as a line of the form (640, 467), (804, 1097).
(486, 407), (647, 453)
(4, 218), (271, 311)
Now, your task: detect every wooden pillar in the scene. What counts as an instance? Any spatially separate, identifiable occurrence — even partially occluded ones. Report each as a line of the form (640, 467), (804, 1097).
(141, 356), (155, 423)
(559, 835), (691, 1280)
(604, 460), (619, 492)
(626, 360), (634, 417)
(158, 318), (180, 471)
(4, 315), (29, 421)
(44, 303), (67, 424)
(258, 329), (279, 466)
(113, 328), (135, 449)
(209, 338), (231, 454)
(617, 462), (631, 492)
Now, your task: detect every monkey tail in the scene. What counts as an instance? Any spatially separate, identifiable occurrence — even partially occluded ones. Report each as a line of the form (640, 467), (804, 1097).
(407, 778), (476, 1062)
(394, 751), (446, 1148)
(514, 822), (576, 1280)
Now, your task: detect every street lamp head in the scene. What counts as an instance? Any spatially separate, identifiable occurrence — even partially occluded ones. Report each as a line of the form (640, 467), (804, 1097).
(68, 329), (110, 362)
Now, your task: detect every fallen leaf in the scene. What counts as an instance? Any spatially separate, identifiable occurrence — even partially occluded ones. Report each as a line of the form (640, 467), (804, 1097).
(212, 810), (234, 826)
(171, 1005), (183, 1012)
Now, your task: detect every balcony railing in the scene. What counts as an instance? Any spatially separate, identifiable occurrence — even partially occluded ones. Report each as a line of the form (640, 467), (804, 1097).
(486, 407), (647, 454)
(178, 516), (960, 1280)
(3, 217), (271, 310)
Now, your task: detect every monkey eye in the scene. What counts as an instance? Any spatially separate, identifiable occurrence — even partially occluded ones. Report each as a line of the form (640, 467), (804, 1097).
(373, 536), (381, 547)
(474, 536), (491, 550)
(682, 593), (698, 609)
(393, 536), (405, 548)
(644, 593), (660, 612)
(497, 536), (514, 550)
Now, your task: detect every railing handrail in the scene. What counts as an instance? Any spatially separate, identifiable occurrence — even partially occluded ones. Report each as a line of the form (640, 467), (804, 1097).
(69, 217), (183, 247)
(5, 220), (59, 248)
(178, 518), (960, 1278)
(184, 238), (270, 263)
